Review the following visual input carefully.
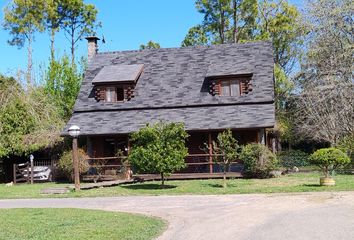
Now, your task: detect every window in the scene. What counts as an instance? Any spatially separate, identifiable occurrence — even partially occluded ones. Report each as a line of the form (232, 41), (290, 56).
(209, 75), (252, 96)
(104, 87), (124, 102)
(220, 79), (241, 96)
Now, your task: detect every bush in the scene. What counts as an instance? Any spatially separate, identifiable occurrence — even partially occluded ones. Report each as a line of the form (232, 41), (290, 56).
(239, 143), (278, 178)
(58, 148), (89, 181)
(278, 150), (310, 168)
(309, 147), (351, 177)
(338, 134), (354, 164)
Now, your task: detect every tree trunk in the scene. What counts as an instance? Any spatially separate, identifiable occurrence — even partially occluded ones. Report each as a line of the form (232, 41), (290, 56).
(223, 164), (227, 188)
(50, 28), (56, 63)
(232, 0), (238, 43)
(27, 35), (33, 87)
(161, 172), (165, 188)
(71, 28), (75, 65)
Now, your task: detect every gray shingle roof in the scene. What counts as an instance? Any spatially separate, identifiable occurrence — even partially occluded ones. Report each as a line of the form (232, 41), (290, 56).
(63, 41), (275, 135)
(92, 64), (144, 84)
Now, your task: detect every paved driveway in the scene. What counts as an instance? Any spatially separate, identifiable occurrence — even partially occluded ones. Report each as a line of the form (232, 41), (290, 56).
(1, 192), (354, 240)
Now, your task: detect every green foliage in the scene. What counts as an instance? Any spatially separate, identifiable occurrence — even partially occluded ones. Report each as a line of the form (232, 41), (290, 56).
(213, 130), (239, 164)
(129, 122), (189, 186)
(58, 148), (89, 181)
(140, 41), (161, 50)
(60, 0), (100, 63)
(0, 74), (64, 158)
(43, 55), (83, 119)
(256, 0), (304, 71)
(181, 25), (210, 47)
(338, 134), (354, 163)
(239, 143), (278, 178)
(209, 129), (239, 187)
(278, 150), (310, 168)
(183, 0), (303, 72)
(310, 148), (351, 177)
(3, 0), (45, 48)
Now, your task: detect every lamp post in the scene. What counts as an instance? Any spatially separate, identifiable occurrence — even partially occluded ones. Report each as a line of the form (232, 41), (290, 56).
(68, 125), (81, 191)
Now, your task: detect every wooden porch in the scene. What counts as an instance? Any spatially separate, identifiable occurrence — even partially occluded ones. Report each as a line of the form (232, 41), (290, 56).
(82, 129), (267, 182)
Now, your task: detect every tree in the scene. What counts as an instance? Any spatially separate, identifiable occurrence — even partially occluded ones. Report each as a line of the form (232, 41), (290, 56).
(44, 0), (63, 62)
(3, 0), (45, 85)
(256, 0), (304, 73)
(44, 55), (84, 120)
(60, 0), (100, 64)
(309, 148), (350, 178)
(187, 0), (258, 44)
(0, 74), (63, 158)
(181, 25), (210, 47)
(207, 129), (239, 188)
(128, 122), (188, 187)
(293, 0), (354, 146)
(139, 41), (161, 50)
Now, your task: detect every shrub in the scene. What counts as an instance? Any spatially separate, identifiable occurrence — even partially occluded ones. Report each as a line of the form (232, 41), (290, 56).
(128, 122), (188, 186)
(239, 143), (278, 178)
(58, 148), (89, 181)
(309, 147), (351, 177)
(278, 150), (310, 168)
(338, 134), (354, 164)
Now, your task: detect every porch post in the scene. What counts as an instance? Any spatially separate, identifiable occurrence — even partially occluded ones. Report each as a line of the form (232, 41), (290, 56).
(258, 129), (266, 145)
(208, 133), (213, 174)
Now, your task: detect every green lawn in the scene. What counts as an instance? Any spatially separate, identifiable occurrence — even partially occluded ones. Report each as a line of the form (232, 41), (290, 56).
(1, 172), (354, 199)
(0, 208), (165, 240)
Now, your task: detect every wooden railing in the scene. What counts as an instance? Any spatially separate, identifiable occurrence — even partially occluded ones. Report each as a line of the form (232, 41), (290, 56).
(85, 154), (241, 175)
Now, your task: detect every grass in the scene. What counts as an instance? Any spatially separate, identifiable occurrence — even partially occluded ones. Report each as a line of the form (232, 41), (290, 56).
(0, 208), (166, 240)
(1, 172), (354, 199)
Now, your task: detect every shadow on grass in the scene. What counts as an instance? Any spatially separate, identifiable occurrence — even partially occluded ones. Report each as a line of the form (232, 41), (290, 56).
(302, 184), (322, 187)
(121, 183), (177, 190)
(206, 183), (224, 188)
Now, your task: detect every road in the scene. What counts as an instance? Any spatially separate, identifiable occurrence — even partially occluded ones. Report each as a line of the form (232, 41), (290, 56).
(1, 192), (354, 240)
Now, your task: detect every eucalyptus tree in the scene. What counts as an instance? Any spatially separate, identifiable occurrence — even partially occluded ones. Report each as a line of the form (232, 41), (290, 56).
(3, 0), (46, 85)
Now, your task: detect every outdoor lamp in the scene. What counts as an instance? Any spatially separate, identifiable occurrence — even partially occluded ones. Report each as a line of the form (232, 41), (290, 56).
(68, 125), (81, 138)
(68, 125), (81, 191)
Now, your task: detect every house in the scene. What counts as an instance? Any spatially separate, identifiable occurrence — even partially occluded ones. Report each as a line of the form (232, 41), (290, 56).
(62, 37), (275, 175)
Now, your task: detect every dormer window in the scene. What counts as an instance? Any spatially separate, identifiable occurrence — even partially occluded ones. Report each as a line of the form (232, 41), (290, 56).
(209, 75), (253, 96)
(92, 64), (144, 103)
(105, 87), (124, 102)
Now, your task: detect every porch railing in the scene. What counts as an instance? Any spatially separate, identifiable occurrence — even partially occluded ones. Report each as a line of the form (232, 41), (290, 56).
(84, 154), (242, 175)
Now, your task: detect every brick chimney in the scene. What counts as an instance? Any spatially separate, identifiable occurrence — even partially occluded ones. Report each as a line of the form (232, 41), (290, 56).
(85, 36), (100, 61)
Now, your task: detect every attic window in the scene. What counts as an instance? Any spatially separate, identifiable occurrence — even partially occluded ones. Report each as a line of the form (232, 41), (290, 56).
(105, 87), (124, 102)
(209, 75), (252, 96)
(94, 85), (135, 102)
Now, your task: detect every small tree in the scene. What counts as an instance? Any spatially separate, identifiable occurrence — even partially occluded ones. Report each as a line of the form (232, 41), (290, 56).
(309, 148), (350, 178)
(207, 129), (239, 188)
(128, 122), (188, 187)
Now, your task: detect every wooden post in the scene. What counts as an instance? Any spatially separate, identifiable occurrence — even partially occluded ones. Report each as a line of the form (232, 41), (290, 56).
(208, 133), (213, 174)
(30, 159), (34, 184)
(26, 163), (30, 184)
(13, 164), (16, 184)
(72, 138), (80, 191)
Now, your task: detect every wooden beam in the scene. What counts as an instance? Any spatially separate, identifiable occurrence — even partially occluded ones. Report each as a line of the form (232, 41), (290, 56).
(208, 133), (213, 174)
(13, 164), (16, 184)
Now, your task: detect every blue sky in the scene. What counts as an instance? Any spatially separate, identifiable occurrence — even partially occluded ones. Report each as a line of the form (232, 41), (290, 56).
(0, 0), (303, 77)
